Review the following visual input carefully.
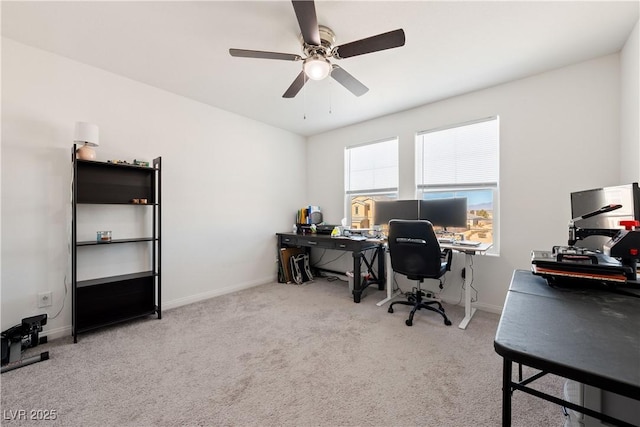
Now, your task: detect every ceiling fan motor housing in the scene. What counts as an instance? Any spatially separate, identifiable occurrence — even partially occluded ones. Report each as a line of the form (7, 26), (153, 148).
(301, 25), (335, 57)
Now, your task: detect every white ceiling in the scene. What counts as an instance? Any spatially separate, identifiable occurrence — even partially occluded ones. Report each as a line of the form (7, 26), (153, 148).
(2, 1), (639, 137)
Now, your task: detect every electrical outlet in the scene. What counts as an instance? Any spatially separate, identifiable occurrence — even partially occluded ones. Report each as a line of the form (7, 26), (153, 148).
(461, 267), (466, 279)
(38, 291), (52, 308)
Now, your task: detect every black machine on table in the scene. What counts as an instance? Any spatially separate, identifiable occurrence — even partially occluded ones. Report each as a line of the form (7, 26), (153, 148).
(531, 204), (640, 287)
(1, 314), (49, 373)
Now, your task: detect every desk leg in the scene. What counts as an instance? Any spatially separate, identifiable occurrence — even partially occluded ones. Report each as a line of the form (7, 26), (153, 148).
(352, 251), (362, 303)
(458, 252), (477, 329)
(377, 245), (385, 290)
(377, 248), (401, 306)
(502, 358), (512, 426)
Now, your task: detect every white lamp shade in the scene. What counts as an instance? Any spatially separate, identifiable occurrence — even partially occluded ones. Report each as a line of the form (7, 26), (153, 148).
(303, 56), (332, 81)
(74, 122), (99, 147)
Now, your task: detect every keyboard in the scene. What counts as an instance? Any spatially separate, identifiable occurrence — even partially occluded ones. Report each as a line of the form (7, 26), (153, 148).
(437, 238), (454, 244)
(348, 235), (367, 241)
(455, 240), (481, 247)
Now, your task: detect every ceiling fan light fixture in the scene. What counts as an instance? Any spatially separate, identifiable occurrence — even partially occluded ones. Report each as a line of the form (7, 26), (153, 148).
(303, 55), (332, 80)
(229, 2), (406, 98)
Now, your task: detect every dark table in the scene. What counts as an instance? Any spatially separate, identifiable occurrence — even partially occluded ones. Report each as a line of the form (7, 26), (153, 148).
(494, 269), (640, 426)
(277, 233), (385, 303)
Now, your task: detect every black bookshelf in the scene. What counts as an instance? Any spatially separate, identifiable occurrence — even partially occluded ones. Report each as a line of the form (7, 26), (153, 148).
(71, 147), (161, 342)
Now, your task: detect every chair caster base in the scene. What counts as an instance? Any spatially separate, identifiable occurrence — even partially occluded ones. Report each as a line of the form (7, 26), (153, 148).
(405, 319), (412, 326)
(388, 307), (394, 313)
(444, 319), (452, 326)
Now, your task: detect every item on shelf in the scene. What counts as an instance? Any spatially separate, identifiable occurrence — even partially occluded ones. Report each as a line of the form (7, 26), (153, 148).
(140, 198), (147, 204)
(97, 231), (112, 242)
(133, 159), (149, 167)
(107, 160), (130, 164)
(131, 199), (140, 204)
(74, 122), (99, 160)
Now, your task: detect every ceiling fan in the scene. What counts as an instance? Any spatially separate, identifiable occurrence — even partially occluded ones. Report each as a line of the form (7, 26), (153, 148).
(229, 0), (406, 98)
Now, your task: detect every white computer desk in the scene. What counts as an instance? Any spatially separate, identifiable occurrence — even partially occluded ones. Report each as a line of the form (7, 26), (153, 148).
(376, 241), (492, 330)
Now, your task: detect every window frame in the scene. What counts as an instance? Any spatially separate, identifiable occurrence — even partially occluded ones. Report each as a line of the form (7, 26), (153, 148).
(415, 117), (499, 252)
(345, 137), (399, 229)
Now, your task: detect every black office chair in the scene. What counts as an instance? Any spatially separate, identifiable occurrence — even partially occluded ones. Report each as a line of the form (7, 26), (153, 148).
(387, 220), (453, 327)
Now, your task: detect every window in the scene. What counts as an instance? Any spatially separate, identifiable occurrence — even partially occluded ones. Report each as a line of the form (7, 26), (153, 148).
(416, 117), (499, 247)
(345, 137), (399, 229)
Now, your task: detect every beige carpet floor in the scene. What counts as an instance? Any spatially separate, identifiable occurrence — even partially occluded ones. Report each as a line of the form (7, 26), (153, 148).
(1, 278), (565, 426)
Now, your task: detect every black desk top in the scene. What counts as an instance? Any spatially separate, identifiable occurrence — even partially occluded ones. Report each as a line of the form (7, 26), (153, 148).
(495, 270), (640, 400)
(277, 232), (384, 251)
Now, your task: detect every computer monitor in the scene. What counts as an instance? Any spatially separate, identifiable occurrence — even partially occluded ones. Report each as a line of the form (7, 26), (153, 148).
(419, 197), (468, 230)
(373, 200), (420, 225)
(570, 183), (640, 251)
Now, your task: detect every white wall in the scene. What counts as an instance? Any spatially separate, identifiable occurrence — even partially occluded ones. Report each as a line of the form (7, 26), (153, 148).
(1, 38), (307, 338)
(307, 54), (624, 313)
(620, 19), (640, 183)
(2, 29), (637, 337)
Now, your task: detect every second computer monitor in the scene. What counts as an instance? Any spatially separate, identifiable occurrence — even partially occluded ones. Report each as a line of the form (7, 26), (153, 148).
(373, 200), (420, 225)
(419, 197), (468, 230)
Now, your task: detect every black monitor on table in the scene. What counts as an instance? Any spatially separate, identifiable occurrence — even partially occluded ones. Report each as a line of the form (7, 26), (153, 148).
(419, 197), (468, 231)
(373, 200), (420, 225)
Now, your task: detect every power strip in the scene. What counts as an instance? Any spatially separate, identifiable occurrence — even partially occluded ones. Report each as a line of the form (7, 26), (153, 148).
(421, 291), (441, 301)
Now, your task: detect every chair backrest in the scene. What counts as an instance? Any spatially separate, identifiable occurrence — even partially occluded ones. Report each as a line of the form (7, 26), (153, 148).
(388, 220), (444, 280)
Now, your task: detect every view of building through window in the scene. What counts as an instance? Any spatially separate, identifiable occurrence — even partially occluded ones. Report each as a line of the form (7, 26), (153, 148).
(345, 137), (399, 229)
(350, 190), (494, 243)
(345, 118), (497, 247)
(416, 117), (499, 246)
(350, 194), (396, 229)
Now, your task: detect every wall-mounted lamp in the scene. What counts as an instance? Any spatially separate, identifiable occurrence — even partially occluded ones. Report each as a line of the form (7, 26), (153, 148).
(74, 122), (99, 160)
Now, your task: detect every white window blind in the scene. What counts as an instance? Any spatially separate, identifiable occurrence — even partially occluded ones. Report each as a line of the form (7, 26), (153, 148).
(417, 117), (498, 188)
(346, 138), (398, 194)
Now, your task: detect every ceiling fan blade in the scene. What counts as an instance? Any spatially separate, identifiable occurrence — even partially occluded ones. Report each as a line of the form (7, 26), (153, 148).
(283, 71), (307, 98)
(331, 65), (369, 97)
(229, 48), (301, 61)
(333, 29), (406, 59)
(292, 1), (320, 46)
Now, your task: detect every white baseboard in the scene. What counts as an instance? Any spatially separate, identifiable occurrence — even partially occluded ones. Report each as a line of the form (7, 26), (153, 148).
(162, 276), (272, 311)
(42, 325), (73, 341)
(41, 276), (274, 341)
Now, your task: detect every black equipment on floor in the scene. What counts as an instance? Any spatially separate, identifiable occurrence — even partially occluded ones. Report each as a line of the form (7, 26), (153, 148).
(1, 314), (49, 373)
(386, 220), (453, 326)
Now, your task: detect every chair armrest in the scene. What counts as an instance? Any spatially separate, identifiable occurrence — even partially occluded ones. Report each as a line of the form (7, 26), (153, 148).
(441, 248), (453, 271)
